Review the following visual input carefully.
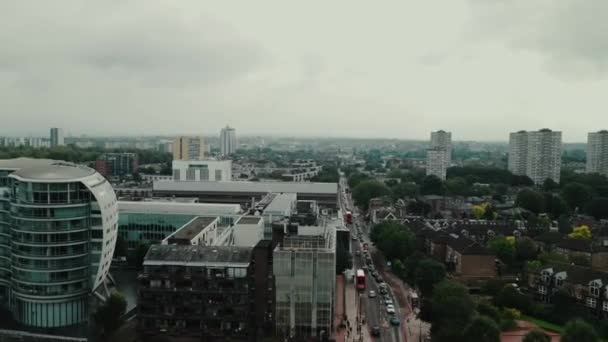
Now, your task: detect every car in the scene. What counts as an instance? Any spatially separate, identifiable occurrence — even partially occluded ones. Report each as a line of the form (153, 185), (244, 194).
(368, 290), (376, 298)
(371, 271), (378, 278)
(379, 287), (387, 295)
(386, 304), (395, 314)
(390, 316), (401, 326)
(362, 265), (368, 270)
(371, 326), (381, 337)
(385, 298), (393, 305)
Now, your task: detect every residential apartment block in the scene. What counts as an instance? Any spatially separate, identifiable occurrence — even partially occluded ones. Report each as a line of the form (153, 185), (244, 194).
(587, 130), (608, 177)
(508, 129), (562, 184)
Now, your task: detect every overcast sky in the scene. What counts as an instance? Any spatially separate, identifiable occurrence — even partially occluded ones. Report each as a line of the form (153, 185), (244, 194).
(1, 1), (606, 142)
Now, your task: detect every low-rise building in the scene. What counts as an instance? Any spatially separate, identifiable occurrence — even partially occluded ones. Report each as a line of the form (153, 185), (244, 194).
(172, 159), (232, 182)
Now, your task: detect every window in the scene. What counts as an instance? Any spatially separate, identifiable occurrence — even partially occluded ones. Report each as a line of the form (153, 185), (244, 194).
(556, 278), (564, 287)
(587, 297), (597, 308)
(215, 169), (222, 181)
(538, 285), (547, 295)
(590, 285), (600, 297)
(603, 301), (608, 312)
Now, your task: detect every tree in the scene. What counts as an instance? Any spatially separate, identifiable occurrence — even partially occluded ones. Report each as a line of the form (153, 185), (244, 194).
(421, 175), (446, 195)
(347, 172), (370, 188)
(558, 215), (573, 235)
(544, 193), (568, 218)
(463, 316), (500, 342)
(473, 205), (486, 219)
(496, 285), (531, 312)
(352, 180), (389, 208)
(569, 225), (592, 239)
(429, 280), (475, 341)
(446, 177), (469, 196)
(476, 302), (501, 324)
(561, 183), (593, 211)
(488, 236), (515, 265)
(515, 189), (545, 214)
(94, 292), (127, 337)
(515, 237), (538, 262)
(133, 243), (150, 270)
(561, 319), (600, 342)
(542, 178), (559, 192)
(415, 259), (446, 297)
(586, 198), (608, 220)
(523, 329), (551, 342)
(370, 221), (415, 261)
(390, 182), (419, 200)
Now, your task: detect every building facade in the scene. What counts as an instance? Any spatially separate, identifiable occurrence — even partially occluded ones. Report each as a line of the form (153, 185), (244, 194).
(426, 148), (449, 180)
(430, 130), (452, 163)
(273, 229), (336, 339)
(94, 152), (139, 178)
(0, 159), (118, 328)
(172, 136), (206, 161)
(508, 129), (562, 184)
(220, 126), (237, 156)
(172, 159), (232, 182)
(508, 130), (528, 176)
(587, 130), (608, 177)
(49, 128), (64, 147)
(137, 242), (274, 341)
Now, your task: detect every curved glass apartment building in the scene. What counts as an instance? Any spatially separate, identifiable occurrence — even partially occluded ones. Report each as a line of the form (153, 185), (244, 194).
(0, 159), (118, 328)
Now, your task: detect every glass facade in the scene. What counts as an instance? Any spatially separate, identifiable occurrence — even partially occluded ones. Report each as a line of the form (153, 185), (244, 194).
(273, 236), (336, 339)
(118, 212), (195, 249)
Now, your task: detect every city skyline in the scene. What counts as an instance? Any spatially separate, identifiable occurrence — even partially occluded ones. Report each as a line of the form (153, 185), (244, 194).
(2, 1), (608, 141)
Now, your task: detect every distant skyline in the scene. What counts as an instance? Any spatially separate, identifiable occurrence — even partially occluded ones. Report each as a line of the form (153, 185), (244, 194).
(1, 1), (607, 142)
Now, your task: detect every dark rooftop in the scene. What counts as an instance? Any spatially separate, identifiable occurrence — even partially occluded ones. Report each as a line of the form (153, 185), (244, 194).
(145, 244), (253, 266)
(237, 216), (262, 225)
(171, 216), (218, 240)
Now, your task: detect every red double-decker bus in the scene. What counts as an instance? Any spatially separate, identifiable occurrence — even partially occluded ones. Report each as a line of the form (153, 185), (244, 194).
(356, 269), (366, 290)
(345, 211), (353, 225)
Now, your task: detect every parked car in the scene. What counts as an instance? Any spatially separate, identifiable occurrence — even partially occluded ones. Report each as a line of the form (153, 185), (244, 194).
(369, 290), (377, 298)
(385, 298), (393, 305)
(386, 304), (395, 314)
(371, 326), (381, 337)
(390, 316), (400, 326)
(379, 287), (387, 295)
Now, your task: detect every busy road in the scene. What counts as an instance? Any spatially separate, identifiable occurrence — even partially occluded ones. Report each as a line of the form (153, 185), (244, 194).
(339, 175), (403, 342)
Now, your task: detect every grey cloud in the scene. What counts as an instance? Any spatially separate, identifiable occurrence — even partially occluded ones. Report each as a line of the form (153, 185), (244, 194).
(469, 0), (608, 79)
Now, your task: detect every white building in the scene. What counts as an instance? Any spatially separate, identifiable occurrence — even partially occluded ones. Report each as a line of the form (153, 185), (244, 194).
(587, 130), (608, 177)
(508, 131), (528, 176)
(426, 148), (449, 180)
(172, 136), (206, 160)
(220, 126), (237, 156)
(430, 130), (452, 163)
(49, 127), (64, 147)
(508, 129), (562, 184)
(172, 159), (232, 181)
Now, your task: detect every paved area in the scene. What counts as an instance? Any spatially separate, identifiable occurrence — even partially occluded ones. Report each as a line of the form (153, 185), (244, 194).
(334, 275), (346, 342)
(501, 321), (561, 342)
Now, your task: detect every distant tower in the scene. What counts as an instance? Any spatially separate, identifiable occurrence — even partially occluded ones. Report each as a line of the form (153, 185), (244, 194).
(220, 126), (237, 156)
(426, 130), (451, 180)
(49, 128), (64, 147)
(172, 136), (206, 160)
(587, 130), (608, 177)
(508, 129), (562, 184)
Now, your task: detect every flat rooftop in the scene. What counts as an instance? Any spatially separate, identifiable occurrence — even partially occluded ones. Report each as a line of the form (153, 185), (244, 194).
(153, 180), (338, 195)
(0, 157), (57, 171)
(144, 244), (252, 267)
(11, 162), (96, 180)
(118, 201), (241, 215)
(236, 216), (263, 225)
(264, 193), (296, 213)
(171, 216), (218, 240)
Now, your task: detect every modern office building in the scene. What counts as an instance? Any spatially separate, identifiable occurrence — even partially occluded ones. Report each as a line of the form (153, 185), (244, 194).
(508, 130), (528, 176)
(153, 180), (339, 208)
(137, 241), (275, 341)
(172, 159), (232, 182)
(49, 128), (64, 147)
(220, 126), (237, 156)
(273, 220), (336, 339)
(426, 148), (449, 180)
(94, 152), (139, 178)
(587, 130), (608, 177)
(508, 129), (562, 184)
(172, 136), (206, 161)
(0, 158), (118, 328)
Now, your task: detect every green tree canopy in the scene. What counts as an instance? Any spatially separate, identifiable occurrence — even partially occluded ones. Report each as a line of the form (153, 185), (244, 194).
(94, 292), (127, 337)
(561, 319), (600, 342)
(429, 280), (475, 342)
(561, 182), (593, 211)
(542, 178), (559, 192)
(544, 193), (568, 218)
(496, 285), (532, 312)
(476, 302), (501, 324)
(370, 221), (415, 261)
(415, 259), (446, 297)
(586, 198), (608, 220)
(421, 175), (446, 195)
(516, 189), (545, 214)
(352, 180), (390, 208)
(515, 237), (538, 262)
(445, 177), (469, 196)
(523, 329), (551, 342)
(463, 316), (500, 342)
(488, 236), (515, 265)
(390, 182), (419, 200)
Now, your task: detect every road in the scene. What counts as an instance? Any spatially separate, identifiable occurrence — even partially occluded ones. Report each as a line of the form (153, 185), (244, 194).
(339, 174), (403, 342)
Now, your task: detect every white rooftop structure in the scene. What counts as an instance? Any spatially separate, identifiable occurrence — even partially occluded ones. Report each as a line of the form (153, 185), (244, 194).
(118, 200), (242, 215)
(153, 180), (337, 194)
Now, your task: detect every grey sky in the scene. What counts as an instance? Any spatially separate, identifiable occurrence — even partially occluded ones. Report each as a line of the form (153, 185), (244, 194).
(1, 0), (606, 142)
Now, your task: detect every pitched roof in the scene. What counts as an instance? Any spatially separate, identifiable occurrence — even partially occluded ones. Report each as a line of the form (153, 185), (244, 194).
(557, 238), (593, 253)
